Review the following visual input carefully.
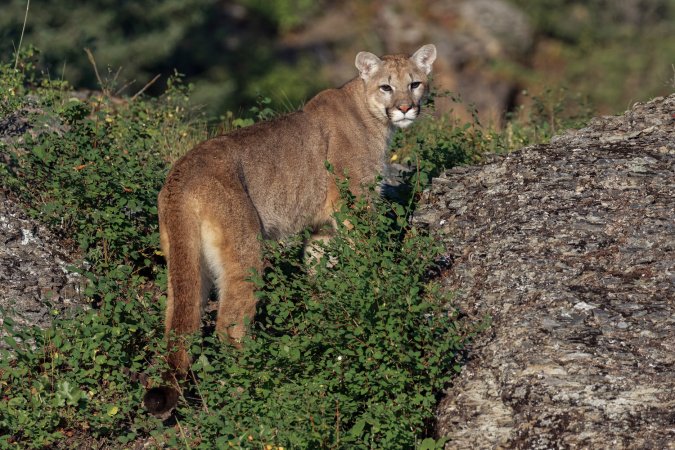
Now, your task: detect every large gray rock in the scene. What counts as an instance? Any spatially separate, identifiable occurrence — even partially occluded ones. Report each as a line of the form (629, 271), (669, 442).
(414, 94), (675, 448)
(0, 189), (86, 339)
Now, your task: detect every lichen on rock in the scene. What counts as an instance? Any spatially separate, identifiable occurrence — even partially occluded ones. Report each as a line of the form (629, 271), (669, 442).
(414, 94), (675, 448)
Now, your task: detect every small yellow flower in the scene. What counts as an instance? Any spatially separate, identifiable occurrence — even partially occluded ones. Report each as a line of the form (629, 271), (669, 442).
(390, 153), (398, 162)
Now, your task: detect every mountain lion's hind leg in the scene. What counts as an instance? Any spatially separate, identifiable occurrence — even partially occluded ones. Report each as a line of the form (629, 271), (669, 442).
(200, 187), (263, 346)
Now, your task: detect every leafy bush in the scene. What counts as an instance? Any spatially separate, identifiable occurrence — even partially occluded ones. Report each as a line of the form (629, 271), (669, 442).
(144, 185), (469, 449)
(0, 59), (198, 447)
(0, 285), (165, 448)
(1, 66), (197, 272)
(0, 47), (69, 116)
(1, 186), (467, 448)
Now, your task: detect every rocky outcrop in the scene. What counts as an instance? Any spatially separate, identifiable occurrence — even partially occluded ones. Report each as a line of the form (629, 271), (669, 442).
(0, 190), (85, 338)
(0, 107), (85, 340)
(414, 94), (675, 448)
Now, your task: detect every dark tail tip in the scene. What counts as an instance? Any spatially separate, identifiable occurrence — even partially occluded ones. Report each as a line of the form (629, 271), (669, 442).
(143, 386), (179, 419)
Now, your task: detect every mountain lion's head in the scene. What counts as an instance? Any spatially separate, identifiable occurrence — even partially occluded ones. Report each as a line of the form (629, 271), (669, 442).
(355, 44), (437, 129)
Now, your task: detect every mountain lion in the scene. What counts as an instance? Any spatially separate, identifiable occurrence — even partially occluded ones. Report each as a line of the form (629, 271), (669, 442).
(146, 44), (437, 415)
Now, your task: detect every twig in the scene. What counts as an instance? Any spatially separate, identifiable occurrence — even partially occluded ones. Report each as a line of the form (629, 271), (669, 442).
(130, 73), (161, 102)
(14, 0), (30, 70)
(189, 368), (210, 414)
(112, 66), (123, 84)
(175, 417), (192, 450)
(84, 47), (109, 96)
(334, 399), (340, 446)
(114, 79), (136, 97)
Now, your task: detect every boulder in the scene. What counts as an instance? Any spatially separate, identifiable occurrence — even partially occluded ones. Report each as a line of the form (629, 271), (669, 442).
(414, 94), (675, 448)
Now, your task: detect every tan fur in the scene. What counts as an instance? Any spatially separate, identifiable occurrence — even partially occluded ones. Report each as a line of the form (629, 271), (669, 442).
(157, 44), (437, 377)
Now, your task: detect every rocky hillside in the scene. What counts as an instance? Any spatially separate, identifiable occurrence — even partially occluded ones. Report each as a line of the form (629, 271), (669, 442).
(414, 94), (674, 448)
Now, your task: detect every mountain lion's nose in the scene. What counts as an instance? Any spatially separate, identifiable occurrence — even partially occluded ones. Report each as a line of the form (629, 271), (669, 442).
(398, 104), (411, 113)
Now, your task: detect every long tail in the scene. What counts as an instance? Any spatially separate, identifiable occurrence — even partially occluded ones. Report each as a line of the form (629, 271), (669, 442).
(162, 204), (203, 376)
(145, 188), (203, 417)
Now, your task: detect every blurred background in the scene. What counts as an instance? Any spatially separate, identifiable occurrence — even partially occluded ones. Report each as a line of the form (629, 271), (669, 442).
(2, 0), (674, 125)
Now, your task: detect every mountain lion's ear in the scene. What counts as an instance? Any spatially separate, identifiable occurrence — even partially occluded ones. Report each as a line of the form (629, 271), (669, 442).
(411, 44), (437, 75)
(355, 51), (382, 81)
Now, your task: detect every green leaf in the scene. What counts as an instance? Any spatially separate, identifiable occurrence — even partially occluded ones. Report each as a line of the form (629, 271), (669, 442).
(349, 419), (367, 437)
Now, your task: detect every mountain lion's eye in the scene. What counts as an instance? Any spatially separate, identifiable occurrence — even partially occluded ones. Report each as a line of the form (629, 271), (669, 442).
(379, 84), (393, 93)
(410, 81), (422, 90)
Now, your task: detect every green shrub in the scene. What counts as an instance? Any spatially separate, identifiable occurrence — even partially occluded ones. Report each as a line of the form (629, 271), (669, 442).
(173, 183), (468, 448)
(0, 286), (165, 448)
(1, 66), (197, 272)
(0, 47), (70, 116)
(0, 60), (194, 447)
(0, 186), (469, 448)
